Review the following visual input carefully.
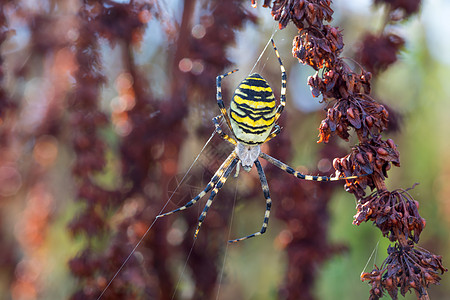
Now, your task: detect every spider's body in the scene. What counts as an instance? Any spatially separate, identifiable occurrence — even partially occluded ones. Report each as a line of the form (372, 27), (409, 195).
(157, 39), (359, 243)
(230, 73), (276, 145)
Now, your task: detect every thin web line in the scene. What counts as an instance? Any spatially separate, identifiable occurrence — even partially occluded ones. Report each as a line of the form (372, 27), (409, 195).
(215, 175), (239, 300)
(97, 129), (216, 300)
(215, 31), (278, 299)
(361, 237), (381, 276)
(169, 118), (231, 299)
(249, 29), (278, 75)
(171, 238), (197, 300)
(100, 30), (281, 299)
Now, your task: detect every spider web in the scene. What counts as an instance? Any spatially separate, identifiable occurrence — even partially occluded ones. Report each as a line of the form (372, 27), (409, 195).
(361, 235), (382, 276)
(249, 29), (278, 75)
(215, 32), (282, 300)
(97, 31), (280, 300)
(215, 175), (240, 300)
(97, 130), (216, 300)
(168, 32), (282, 300)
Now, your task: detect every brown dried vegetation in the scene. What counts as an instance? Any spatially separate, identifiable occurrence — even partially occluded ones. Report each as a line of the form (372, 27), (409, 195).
(0, 0), (446, 300)
(251, 0), (446, 299)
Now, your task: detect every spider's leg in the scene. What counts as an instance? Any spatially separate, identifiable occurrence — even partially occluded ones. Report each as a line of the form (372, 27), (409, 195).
(260, 152), (360, 181)
(212, 115), (237, 146)
(271, 39), (287, 123)
(263, 124), (281, 143)
(194, 157), (238, 238)
(228, 159), (271, 243)
(157, 152), (237, 218)
(216, 69), (239, 131)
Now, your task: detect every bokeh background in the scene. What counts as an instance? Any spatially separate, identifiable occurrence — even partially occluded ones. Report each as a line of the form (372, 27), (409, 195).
(0, 0), (449, 299)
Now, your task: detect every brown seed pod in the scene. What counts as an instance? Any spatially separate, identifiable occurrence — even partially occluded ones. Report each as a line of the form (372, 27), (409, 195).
(347, 107), (355, 119)
(365, 115), (374, 127)
(377, 147), (389, 156)
(387, 138), (396, 149)
(356, 153), (365, 164)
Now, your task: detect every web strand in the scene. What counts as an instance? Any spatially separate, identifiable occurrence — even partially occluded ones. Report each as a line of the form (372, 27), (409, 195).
(215, 175), (239, 300)
(171, 238), (197, 300)
(249, 29), (278, 75)
(361, 237), (381, 276)
(171, 32), (280, 299)
(214, 32), (278, 299)
(97, 129), (216, 300)
(100, 31), (281, 299)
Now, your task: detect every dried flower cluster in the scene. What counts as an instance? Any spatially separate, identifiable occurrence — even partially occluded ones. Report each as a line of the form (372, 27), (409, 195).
(293, 25), (343, 71)
(271, 0), (333, 30)
(375, 0), (421, 19)
(252, 0), (446, 299)
(361, 243), (446, 299)
(316, 92), (388, 143)
(358, 33), (405, 76)
(355, 187), (445, 298)
(357, 0), (421, 76)
(353, 188), (423, 243)
(335, 135), (400, 197)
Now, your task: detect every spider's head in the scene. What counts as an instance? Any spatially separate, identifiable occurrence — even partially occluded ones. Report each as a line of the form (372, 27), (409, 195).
(236, 143), (260, 172)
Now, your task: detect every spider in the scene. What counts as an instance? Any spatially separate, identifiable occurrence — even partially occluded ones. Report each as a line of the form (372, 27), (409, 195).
(157, 39), (359, 243)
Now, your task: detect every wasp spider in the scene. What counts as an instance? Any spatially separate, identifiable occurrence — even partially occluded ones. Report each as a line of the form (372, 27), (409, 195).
(157, 39), (358, 243)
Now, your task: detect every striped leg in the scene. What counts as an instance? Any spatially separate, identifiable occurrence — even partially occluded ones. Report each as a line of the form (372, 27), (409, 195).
(263, 125), (281, 143)
(228, 159), (272, 243)
(194, 157), (238, 238)
(260, 152), (360, 181)
(216, 69), (239, 131)
(212, 115), (237, 146)
(157, 152), (237, 218)
(270, 38), (287, 123)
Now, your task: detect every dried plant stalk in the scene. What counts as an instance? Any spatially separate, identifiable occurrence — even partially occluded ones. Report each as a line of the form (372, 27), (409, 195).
(252, 0), (447, 299)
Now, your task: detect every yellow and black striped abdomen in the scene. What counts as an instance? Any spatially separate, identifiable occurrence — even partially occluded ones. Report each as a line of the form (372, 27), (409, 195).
(229, 73), (276, 145)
